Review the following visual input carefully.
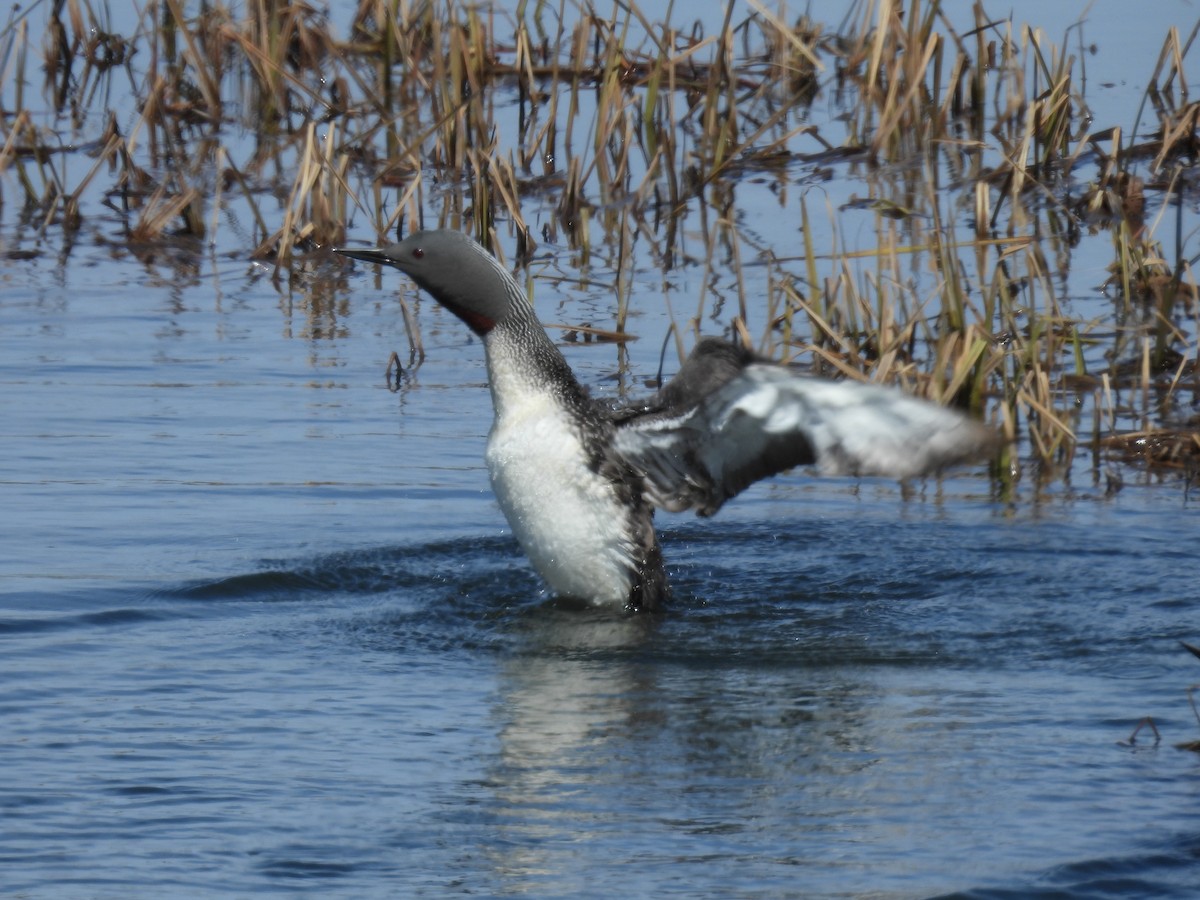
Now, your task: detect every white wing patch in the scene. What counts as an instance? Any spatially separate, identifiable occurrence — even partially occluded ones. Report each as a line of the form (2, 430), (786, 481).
(615, 364), (995, 516)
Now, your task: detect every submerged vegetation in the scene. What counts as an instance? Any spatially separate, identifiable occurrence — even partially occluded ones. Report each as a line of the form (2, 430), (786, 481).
(1, 0), (1197, 493)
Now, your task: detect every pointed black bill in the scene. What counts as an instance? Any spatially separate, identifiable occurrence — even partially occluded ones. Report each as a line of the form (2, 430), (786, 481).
(1182, 641), (1200, 662)
(334, 246), (393, 266)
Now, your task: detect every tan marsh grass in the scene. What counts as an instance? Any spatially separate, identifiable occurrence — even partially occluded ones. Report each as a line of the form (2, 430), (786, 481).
(0, 0), (1196, 491)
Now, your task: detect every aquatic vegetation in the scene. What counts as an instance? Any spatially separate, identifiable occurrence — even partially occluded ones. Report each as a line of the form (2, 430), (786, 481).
(0, 0), (1196, 493)
(1124, 642), (1200, 752)
(1180, 641), (1200, 753)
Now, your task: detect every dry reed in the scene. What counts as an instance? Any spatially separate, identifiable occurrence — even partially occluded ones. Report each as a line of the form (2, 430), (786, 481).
(0, 0), (1196, 488)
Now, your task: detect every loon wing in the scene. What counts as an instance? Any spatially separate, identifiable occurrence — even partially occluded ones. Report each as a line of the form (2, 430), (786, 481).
(612, 339), (996, 517)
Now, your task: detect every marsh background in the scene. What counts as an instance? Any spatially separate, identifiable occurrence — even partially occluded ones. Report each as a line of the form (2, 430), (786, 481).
(2, 0), (1199, 896)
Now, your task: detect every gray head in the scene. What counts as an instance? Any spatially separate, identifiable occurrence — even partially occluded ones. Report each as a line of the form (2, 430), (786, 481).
(335, 230), (531, 336)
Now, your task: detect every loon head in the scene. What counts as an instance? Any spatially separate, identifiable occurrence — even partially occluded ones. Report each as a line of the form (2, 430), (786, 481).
(336, 230), (530, 336)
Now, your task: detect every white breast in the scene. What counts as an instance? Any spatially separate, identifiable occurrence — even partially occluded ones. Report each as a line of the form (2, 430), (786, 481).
(485, 391), (636, 607)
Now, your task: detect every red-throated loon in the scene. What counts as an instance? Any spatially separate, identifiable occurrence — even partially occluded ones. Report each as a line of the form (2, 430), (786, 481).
(336, 230), (996, 612)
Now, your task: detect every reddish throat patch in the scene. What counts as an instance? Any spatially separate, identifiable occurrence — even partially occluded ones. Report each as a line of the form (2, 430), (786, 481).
(444, 302), (495, 336)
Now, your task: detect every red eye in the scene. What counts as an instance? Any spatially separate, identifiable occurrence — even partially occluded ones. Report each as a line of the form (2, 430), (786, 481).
(412, 247), (425, 259)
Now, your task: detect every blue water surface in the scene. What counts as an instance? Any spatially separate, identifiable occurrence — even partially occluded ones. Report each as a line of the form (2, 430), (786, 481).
(2, 236), (1199, 898)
